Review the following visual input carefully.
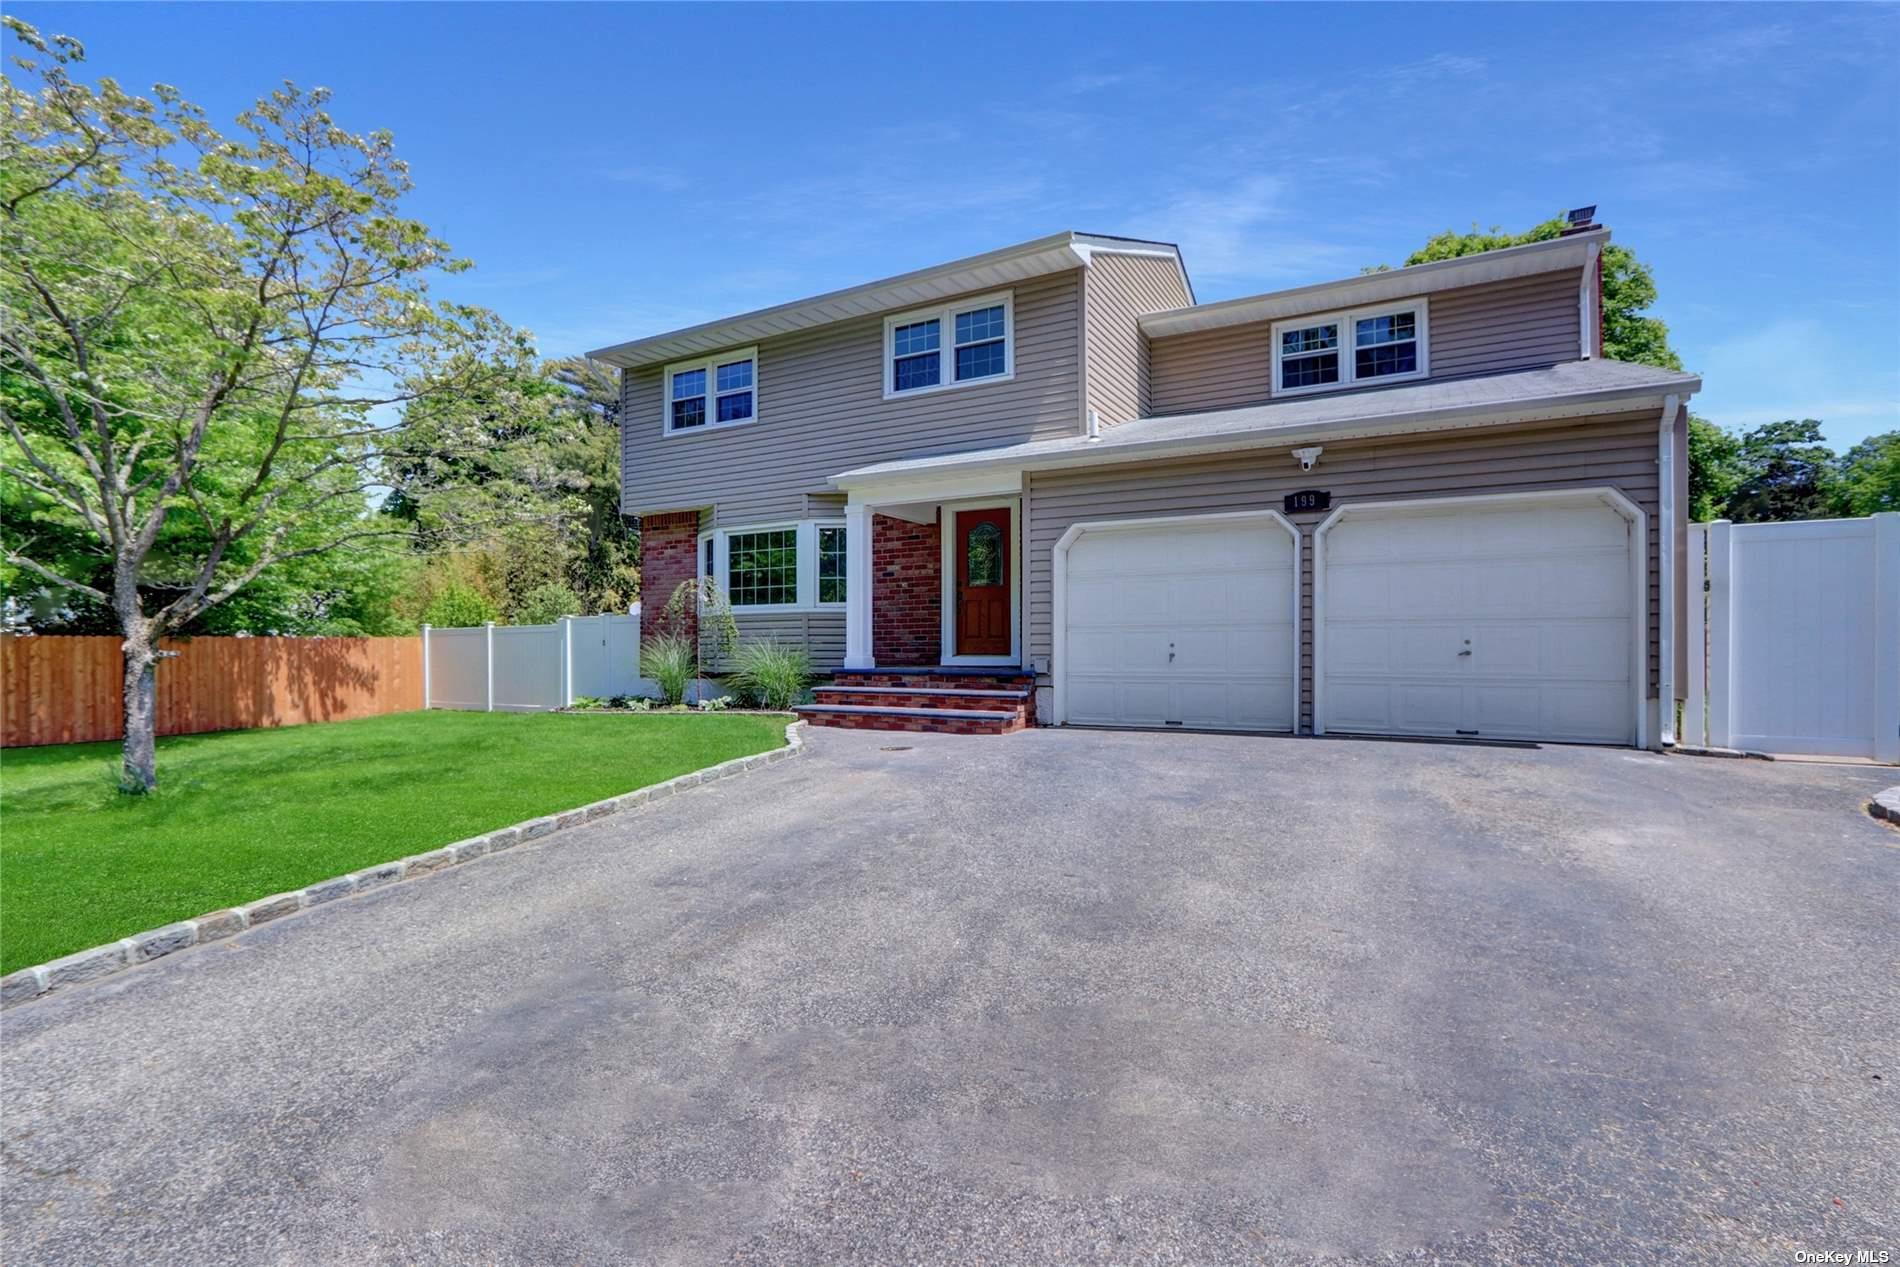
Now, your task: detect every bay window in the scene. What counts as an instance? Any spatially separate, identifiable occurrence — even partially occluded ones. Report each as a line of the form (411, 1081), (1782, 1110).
(697, 520), (848, 610)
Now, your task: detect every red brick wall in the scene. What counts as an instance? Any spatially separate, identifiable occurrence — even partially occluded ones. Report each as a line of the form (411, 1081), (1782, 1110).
(872, 513), (941, 667)
(640, 511), (701, 643)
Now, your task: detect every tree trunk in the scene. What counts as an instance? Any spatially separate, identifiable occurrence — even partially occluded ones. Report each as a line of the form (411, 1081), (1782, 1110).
(121, 635), (159, 793)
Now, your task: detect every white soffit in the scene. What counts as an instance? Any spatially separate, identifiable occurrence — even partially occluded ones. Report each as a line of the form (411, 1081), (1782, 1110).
(1139, 229), (1611, 339)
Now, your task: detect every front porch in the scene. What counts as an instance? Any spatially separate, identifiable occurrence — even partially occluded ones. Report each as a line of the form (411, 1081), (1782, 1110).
(808, 479), (1034, 734)
(839, 490), (1024, 673)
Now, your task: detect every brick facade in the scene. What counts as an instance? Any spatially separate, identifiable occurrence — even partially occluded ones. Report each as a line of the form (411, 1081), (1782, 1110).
(872, 513), (942, 667)
(639, 511), (702, 643)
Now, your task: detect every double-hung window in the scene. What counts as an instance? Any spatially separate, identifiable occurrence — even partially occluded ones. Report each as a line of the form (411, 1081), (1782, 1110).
(663, 347), (758, 434)
(884, 292), (1013, 398)
(697, 520), (848, 611)
(1270, 300), (1427, 397)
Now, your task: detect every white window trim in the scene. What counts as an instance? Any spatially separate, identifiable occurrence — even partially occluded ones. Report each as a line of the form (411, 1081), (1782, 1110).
(1269, 298), (1429, 399)
(662, 346), (759, 437)
(697, 519), (848, 613)
(882, 290), (1015, 401)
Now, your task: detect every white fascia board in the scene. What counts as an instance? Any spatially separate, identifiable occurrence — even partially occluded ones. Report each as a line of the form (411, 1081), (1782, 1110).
(1139, 229), (1611, 339)
(839, 467), (1024, 506)
(831, 382), (1690, 489)
(589, 234), (1089, 369)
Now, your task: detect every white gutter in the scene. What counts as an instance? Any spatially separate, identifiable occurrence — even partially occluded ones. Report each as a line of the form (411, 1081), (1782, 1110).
(830, 378), (1699, 491)
(1657, 393), (1680, 747)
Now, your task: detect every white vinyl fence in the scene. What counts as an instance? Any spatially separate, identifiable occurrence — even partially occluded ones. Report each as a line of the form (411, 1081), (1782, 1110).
(422, 614), (642, 712)
(1684, 513), (1898, 761)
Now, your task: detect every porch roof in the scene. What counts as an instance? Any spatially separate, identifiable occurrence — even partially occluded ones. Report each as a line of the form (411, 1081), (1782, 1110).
(829, 359), (1700, 491)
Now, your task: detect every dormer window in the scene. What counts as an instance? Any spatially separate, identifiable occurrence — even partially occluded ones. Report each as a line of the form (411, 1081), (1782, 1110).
(884, 292), (1014, 399)
(1271, 300), (1428, 397)
(663, 348), (758, 435)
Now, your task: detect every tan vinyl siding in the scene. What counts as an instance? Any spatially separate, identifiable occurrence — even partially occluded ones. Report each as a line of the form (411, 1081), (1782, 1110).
(719, 610), (845, 673)
(621, 271), (1082, 527)
(1149, 266), (1585, 417)
(1024, 409), (1662, 732)
(1083, 253), (1193, 426)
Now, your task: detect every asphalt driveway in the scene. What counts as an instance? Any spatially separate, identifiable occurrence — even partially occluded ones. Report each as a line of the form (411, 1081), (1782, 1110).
(3, 726), (1896, 1265)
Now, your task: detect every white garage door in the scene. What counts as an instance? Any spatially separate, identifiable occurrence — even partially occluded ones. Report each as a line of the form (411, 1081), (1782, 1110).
(1319, 499), (1636, 745)
(1064, 518), (1296, 731)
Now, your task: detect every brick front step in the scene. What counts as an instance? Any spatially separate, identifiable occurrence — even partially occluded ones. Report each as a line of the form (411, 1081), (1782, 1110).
(832, 669), (1035, 692)
(814, 685), (1031, 712)
(794, 702), (1026, 735)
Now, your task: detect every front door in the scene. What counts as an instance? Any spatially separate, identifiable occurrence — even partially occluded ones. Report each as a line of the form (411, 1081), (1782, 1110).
(953, 506), (1011, 658)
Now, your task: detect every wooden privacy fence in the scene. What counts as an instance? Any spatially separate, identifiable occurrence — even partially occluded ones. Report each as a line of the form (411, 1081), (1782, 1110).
(0, 635), (424, 748)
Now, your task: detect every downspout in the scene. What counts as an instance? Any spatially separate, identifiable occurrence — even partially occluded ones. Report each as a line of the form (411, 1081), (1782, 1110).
(1656, 393), (1679, 747)
(1579, 241), (1601, 360)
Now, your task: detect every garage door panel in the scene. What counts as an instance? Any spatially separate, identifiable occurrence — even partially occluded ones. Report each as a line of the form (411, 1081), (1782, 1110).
(1393, 683), (1463, 735)
(1469, 684), (1543, 734)
(1062, 520), (1296, 732)
(1066, 629), (1119, 672)
(1538, 685), (1632, 740)
(1471, 625), (1541, 675)
(1321, 500), (1633, 745)
(1066, 577), (1124, 624)
(1537, 554), (1629, 615)
(1326, 566), (1391, 619)
(1390, 564), (1472, 618)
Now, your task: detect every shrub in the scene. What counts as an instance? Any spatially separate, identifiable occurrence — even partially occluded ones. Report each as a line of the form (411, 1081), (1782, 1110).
(512, 582), (582, 627)
(641, 633), (696, 706)
(696, 695), (732, 712)
(421, 582), (498, 628)
(570, 695), (604, 711)
(728, 639), (811, 711)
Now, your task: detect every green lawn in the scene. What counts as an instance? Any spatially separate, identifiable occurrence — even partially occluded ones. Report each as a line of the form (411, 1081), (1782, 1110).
(0, 710), (790, 973)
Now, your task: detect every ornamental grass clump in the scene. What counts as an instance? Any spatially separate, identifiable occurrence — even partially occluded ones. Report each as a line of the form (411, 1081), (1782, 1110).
(640, 634), (696, 706)
(728, 640), (812, 712)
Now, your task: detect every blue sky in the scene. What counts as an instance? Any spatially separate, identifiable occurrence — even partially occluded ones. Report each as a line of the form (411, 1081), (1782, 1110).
(13, 2), (1900, 448)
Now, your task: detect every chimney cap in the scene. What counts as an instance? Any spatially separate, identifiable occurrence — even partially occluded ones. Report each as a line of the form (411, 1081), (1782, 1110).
(1559, 204), (1600, 237)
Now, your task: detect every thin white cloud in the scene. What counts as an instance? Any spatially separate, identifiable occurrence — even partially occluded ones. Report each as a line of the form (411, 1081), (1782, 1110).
(602, 163), (689, 192)
(1693, 318), (1900, 446)
(1128, 175), (1362, 286)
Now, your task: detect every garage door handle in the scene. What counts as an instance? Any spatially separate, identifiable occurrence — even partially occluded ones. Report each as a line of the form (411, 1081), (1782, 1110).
(1457, 649), (1472, 657)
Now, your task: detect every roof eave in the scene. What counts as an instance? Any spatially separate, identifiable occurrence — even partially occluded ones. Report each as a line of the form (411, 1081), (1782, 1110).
(831, 372), (1698, 491)
(1139, 228), (1612, 339)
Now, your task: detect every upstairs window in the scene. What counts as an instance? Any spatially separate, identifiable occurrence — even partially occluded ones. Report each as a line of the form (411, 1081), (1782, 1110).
(1271, 301), (1427, 397)
(885, 292), (1013, 398)
(663, 347), (758, 434)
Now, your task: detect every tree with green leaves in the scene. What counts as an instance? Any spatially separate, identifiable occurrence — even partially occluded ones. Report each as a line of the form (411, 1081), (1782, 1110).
(383, 353), (637, 620)
(1687, 415), (1744, 522)
(1378, 214), (1680, 369)
(1831, 431), (1899, 517)
(0, 20), (529, 790)
(1723, 419), (1839, 523)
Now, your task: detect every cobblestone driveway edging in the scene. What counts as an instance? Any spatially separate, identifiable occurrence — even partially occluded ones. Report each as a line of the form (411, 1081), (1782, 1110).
(0, 720), (808, 1010)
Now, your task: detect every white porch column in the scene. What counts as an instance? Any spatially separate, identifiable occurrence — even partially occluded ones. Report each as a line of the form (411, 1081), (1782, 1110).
(843, 502), (875, 669)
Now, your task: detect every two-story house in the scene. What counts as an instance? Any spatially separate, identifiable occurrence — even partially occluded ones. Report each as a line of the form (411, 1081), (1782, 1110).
(591, 213), (1698, 748)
